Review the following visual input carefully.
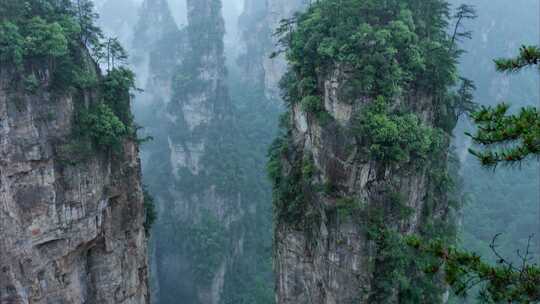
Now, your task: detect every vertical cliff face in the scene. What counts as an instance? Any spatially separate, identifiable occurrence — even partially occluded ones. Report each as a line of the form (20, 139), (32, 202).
(130, 0), (184, 180)
(0, 47), (148, 304)
(0, 2), (149, 303)
(273, 91), (447, 303)
(270, 1), (464, 303)
(239, 0), (307, 103)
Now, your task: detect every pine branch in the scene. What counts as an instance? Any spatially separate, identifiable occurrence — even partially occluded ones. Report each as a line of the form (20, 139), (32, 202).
(495, 45), (540, 73)
(408, 236), (540, 303)
(467, 104), (540, 167)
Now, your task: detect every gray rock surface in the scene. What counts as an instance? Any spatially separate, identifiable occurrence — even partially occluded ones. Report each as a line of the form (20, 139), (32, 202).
(274, 67), (451, 303)
(0, 66), (149, 304)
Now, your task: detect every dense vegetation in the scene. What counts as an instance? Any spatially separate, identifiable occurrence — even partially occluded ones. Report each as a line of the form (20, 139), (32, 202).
(275, 0), (474, 130)
(143, 187), (157, 232)
(270, 1), (540, 302)
(1, 0), (93, 88)
(354, 97), (445, 165)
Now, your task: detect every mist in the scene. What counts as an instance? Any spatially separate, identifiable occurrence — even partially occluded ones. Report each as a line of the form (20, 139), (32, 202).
(1, 1), (538, 303)
(93, 0), (540, 302)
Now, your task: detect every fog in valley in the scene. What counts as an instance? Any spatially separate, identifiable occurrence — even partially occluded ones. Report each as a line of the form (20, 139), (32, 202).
(1, 0), (538, 303)
(93, 1), (539, 302)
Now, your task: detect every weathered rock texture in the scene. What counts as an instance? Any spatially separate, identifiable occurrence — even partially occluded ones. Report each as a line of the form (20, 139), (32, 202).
(274, 78), (451, 304)
(0, 66), (149, 303)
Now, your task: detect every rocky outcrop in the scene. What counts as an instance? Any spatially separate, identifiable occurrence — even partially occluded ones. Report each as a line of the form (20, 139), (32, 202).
(271, 3), (459, 303)
(0, 65), (149, 303)
(274, 94), (442, 303)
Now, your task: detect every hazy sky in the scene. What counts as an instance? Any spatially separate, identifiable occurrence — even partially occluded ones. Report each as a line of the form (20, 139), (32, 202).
(165, 0), (244, 29)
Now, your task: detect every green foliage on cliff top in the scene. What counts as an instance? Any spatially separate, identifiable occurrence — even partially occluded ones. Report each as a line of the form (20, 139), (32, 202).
(355, 96), (445, 165)
(143, 187), (157, 233)
(0, 1), (89, 68)
(71, 67), (138, 153)
(0, 0), (138, 153)
(276, 0), (458, 105)
(0, 0), (131, 87)
(76, 103), (127, 152)
(270, 0), (467, 224)
(0, 21), (24, 66)
(23, 17), (69, 58)
(101, 67), (137, 125)
(269, 0), (475, 224)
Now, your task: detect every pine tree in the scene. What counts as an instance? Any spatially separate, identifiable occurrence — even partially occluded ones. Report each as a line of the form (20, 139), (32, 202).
(467, 45), (540, 167)
(427, 46), (540, 302)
